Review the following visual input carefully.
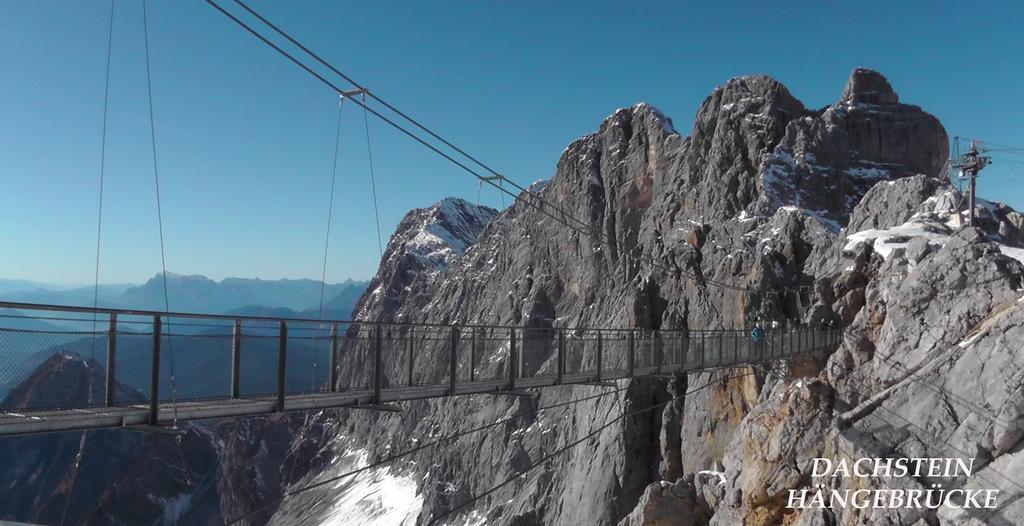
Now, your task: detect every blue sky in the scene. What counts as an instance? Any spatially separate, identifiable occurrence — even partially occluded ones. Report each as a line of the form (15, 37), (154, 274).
(2, 1), (1023, 285)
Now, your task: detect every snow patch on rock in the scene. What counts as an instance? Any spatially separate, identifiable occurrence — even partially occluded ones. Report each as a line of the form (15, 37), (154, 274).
(318, 449), (422, 526)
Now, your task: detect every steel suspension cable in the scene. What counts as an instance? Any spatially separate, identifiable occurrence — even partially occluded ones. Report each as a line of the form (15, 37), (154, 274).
(89, 0), (117, 364)
(204, 0), (782, 296)
(360, 92), (385, 259)
(288, 101), (347, 489)
(227, 384), (633, 524)
(316, 103), (344, 323)
(60, 4), (116, 524)
(426, 372), (752, 525)
(142, 0), (180, 433)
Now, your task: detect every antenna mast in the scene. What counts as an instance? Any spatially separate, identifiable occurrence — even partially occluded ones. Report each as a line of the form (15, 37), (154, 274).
(951, 138), (992, 227)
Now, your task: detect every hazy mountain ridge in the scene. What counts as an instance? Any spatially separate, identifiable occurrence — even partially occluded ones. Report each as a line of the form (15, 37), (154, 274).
(2, 274), (369, 319)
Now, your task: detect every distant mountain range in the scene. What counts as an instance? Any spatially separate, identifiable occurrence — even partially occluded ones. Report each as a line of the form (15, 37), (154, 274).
(0, 274), (368, 320)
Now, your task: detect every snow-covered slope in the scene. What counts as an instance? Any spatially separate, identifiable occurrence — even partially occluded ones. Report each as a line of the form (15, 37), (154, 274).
(842, 176), (1024, 264)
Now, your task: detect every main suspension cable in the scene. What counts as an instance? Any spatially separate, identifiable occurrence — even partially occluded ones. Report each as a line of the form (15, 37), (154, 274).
(205, 0), (794, 296)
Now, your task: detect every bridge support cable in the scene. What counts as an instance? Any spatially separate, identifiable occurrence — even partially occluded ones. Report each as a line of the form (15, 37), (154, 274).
(141, 0), (180, 436)
(208, 0), (827, 304)
(226, 384), (633, 524)
(358, 91), (386, 260)
(313, 98), (346, 395)
(289, 89), (351, 483)
(60, 3), (117, 524)
(203, 0), (776, 296)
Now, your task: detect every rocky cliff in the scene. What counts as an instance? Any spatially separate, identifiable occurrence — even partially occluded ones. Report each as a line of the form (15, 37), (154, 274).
(258, 67), (1020, 526)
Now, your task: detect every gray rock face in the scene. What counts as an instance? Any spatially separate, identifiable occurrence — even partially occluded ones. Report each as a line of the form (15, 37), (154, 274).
(352, 197), (499, 325)
(841, 67), (900, 105)
(846, 174), (946, 234)
(702, 163), (1024, 525)
(617, 478), (710, 526)
(753, 69), (948, 228)
(261, 68), (975, 526)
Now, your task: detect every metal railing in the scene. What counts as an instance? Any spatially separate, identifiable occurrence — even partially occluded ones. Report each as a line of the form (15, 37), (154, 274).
(0, 301), (842, 428)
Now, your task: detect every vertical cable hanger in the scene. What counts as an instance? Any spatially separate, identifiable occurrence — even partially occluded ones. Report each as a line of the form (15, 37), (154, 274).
(89, 0), (117, 364)
(317, 96), (345, 323)
(141, 0), (181, 439)
(357, 90), (385, 260)
(287, 92), (350, 487)
(314, 94), (345, 395)
(61, 5), (116, 525)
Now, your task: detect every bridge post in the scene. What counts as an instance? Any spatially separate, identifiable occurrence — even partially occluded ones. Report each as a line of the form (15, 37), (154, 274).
(449, 326), (459, 396)
(628, 330), (635, 377)
(699, 331), (705, 370)
(329, 323), (338, 392)
(654, 332), (661, 375)
(407, 331), (415, 387)
(508, 328), (517, 390)
(230, 320), (241, 399)
(556, 329), (565, 384)
(105, 313), (117, 407)
(149, 315), (161, 425)
(373, 325), (383, 404)
(680, 330), (688, 371)
(517, 329), (525, 381)
(469, 327), (476, 382)
(277, 321), (287, 413)
(596, 331), (603, 381)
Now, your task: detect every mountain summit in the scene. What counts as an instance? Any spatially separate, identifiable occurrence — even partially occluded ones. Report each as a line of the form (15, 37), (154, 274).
(354, 197), (498, 323)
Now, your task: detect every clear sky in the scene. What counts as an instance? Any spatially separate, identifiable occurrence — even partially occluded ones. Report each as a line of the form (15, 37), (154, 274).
(2, 0), (1023, 285)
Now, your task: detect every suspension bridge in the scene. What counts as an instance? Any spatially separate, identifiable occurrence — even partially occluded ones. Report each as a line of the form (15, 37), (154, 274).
(0, 300), (840, 436)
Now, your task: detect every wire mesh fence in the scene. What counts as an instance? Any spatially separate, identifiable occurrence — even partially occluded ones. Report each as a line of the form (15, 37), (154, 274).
(0, 302), (844, 418)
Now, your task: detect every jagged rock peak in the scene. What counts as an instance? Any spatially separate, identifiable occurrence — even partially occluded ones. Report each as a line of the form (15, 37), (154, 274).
(354, 197), (498, 322)
(705, 74), (806, 115)
(2, 352), (143, 411)
(840, 67), (899, 105)
(602, 102), (679, 135)
(385, 197), (498, 271)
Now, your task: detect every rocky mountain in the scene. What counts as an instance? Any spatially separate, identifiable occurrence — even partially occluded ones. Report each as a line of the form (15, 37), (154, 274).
(0, 353), (222, 525)
(265, 68), (1023, 526)
(352, 197), (499, 324)
(3, 68), (1022, 526)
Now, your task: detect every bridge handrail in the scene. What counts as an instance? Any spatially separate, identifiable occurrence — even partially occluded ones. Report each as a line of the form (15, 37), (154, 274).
(0, 300), (831, 333)
(0, 299), (845, 431)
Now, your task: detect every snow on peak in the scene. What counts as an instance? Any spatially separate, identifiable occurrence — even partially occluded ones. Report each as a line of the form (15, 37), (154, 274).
(399, 197), (498, 272)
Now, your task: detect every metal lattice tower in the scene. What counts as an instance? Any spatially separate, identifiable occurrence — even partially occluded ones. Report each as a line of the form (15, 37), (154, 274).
(951, 138), (992, 227)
